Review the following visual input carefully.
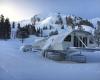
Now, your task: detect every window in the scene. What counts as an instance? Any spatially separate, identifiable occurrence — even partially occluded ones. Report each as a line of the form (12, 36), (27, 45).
(83, 37), (87, 47)
(89, 39), (94, 44)
(79, 36), (82, 47)
(74, 36), (78, 47)
(74, 36), (87, 47)
(64, 35), (71, 42)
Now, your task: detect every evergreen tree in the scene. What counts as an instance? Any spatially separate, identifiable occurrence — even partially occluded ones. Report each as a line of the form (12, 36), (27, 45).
(57, 13), (63, 25)
(79, 19), (94, 27)
(49, 29), (58, 36)
(17, 23), (21, 29)
(61, 25), (64, 29)
(4, 18), (11, 39)
(40, 29), (43, 37)
(49, 25), (53, 30)
(55, 13), (63, 25)
(36, 28), (41, 36)
(16, 23), (21, 38)
(12, 22), (15, 28)
(0, 15), (5, 39)
(66, 16), (73, 26)
(0, 15), (11, 39)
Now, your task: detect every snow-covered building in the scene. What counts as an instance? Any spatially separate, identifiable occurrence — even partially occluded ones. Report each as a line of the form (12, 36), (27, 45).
(41, 26), (95, 51)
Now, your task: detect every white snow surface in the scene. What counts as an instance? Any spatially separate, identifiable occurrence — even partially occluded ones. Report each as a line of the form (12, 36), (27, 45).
(90, 18), (100, 28)
(0, 36), (100, 80)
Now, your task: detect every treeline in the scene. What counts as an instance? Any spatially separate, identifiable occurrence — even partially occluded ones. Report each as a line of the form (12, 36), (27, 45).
(16, 24), (37, 38)
(11, 22), (43, 43)
(0, 15), (11, 39)
(66, 16), (94, 28)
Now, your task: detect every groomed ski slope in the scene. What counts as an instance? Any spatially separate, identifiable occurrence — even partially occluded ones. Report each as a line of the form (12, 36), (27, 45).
(0, 36), (100, 80)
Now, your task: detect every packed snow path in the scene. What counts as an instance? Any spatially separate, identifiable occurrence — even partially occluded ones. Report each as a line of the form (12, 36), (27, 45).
(0, 39), (100, 80)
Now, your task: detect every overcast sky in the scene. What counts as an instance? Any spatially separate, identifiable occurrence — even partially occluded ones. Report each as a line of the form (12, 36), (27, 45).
(0, 0), (100, 21)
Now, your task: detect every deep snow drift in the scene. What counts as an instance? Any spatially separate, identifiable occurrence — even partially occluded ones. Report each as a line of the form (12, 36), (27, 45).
(0, 36), (100, 80)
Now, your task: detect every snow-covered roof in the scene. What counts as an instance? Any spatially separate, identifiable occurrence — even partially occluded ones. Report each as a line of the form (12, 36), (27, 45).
(75, 25), (95, 35)
(42, 26), (94, 50)
(42, 27), (72, 50)
(44, 26), (92, 43)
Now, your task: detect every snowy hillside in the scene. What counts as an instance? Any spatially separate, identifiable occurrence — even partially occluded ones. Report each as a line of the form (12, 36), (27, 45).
(90, 18), (100, 28)
(36, 15), (65, 28)
(19, 19), (32, 26)
(14, 19), (32, 27)
(15, 14), (100, 28)
(12, 14), (100, 37)
(34, 14), (97, 36)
